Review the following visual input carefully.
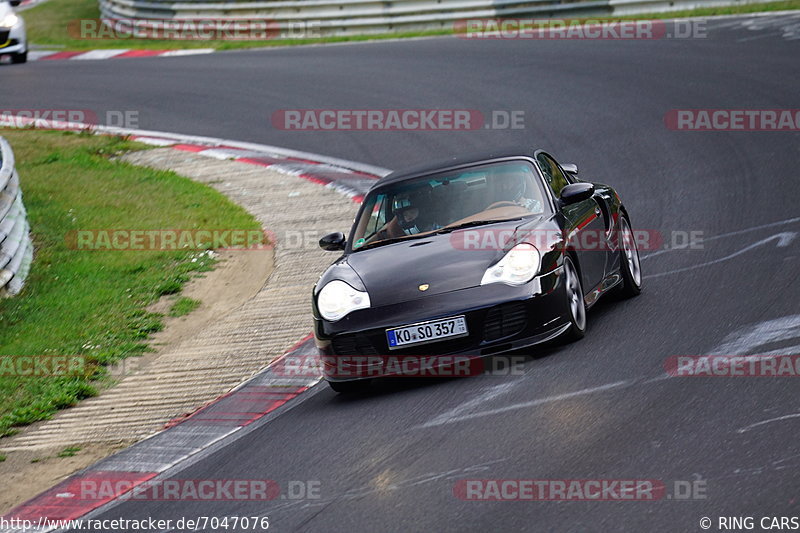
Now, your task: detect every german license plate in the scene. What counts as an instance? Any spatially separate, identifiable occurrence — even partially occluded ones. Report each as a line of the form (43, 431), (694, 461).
(386, 316), (468, 349)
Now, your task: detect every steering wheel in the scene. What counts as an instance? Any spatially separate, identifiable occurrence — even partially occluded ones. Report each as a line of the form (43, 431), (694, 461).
(485, 201), (519, 210)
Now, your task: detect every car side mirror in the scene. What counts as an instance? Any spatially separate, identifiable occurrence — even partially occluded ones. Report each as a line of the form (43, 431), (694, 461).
(561, 163), (578, 175)
(319, 232), (346, 251)
(9, 0), (21, 6)
(559, 183), (594, 206)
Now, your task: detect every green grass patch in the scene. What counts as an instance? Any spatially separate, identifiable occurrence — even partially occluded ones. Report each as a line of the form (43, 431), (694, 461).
(57, 446), (82, 457)
(23, 0), (452, 51)
(0, 129), (263, 437)
(23, 0), (800, 51)
(627, 0), (800, 17)
(0, 454), (6, 462)
(169, 296), (201, 317)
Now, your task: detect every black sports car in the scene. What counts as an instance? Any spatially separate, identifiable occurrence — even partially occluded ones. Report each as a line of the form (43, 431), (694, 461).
(312, 148), (642, 392)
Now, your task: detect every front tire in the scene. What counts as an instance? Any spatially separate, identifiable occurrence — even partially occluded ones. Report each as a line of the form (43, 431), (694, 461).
(11, 50), (27, 64)
(617, 216), (642, 298)
(561, 255), (586, 342)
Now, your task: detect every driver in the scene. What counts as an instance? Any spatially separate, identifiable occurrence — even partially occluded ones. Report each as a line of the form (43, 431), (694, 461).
(393, 186), (437, 235)
(495, 172), (540, 212)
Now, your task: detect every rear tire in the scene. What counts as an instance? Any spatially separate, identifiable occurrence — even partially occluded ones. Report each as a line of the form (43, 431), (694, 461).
(328, 379), (371, 394)
(617, 216), (642, 298)
(11, 51), (27, 64)
(561, 255), (586, 342)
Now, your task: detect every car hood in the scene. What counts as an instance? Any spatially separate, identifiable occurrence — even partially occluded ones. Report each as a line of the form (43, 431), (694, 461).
(345, 219), (534, 307)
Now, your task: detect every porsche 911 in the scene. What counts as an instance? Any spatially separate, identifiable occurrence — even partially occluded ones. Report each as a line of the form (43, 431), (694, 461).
(312, 148), (642, 392)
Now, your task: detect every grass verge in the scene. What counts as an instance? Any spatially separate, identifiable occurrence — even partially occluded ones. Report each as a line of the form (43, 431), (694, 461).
(169, 296), (201, 317)
(23, 0), (800, 52)
(0, 129), (264, 437)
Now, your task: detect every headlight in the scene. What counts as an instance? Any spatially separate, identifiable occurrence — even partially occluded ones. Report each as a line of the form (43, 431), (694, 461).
(481, 243), (540, 286)
(0, 13), (19, 28)
(317, 280), (371, 322)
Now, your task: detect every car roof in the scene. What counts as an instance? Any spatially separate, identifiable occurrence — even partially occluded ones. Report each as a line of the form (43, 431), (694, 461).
(374, 146), (539, 187)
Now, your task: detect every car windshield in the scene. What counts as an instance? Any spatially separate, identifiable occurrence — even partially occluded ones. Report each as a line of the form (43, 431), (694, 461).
(350, 160), (549, 250)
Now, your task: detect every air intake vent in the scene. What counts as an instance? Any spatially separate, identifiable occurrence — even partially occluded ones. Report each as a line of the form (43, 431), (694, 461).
(332, 334), (379, 356)
(483, 302), (527, 342)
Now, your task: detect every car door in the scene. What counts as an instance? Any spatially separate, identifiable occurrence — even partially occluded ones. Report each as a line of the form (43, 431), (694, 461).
(536, 153), (608, 292)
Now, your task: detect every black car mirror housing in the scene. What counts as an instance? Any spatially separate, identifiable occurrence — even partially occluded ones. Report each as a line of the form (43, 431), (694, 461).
(559, 183), (595, 206)
(319, 232), (347, 251)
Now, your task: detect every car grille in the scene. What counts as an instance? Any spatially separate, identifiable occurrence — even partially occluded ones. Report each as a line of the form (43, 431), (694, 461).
(0, 31), (10, 47)
(331, 303), (528, 356)
(332, 334), (380, 356)
(483, 302), (527, 342)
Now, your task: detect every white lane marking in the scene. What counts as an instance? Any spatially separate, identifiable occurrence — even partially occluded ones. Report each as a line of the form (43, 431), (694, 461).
(420, 382), (520, 429)
(417, 380), (630, 429)
(641, 216), (800, 261)
(70, 49), (130, 60)
(196, 148), (241, 160)
(737, 413), (800, 434)
(644, 232), (796, 279)
(710, 314), (800, 356)
(131, 137), (179, 147)
(737, 32), (785, 42)
(160, 49), (215, 57)
(643, 374), (672, 384)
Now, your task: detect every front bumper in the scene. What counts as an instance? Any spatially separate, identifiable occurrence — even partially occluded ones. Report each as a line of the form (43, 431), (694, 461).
(314, 267), (570, 382)
(0, 20), (27, 55)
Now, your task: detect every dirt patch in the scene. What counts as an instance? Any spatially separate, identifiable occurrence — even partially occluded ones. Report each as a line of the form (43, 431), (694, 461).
(0, 247), (273, 514)
(109, 248), (274, 379)
(0, 442), (131, 515)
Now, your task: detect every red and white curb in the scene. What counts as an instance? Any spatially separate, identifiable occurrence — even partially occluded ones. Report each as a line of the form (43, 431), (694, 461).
(0, 116), (390, 202)
(27, 48), (215, 61)
(2, 336), (322, 530)
(132, 135), (379, 203)
(0, 119), (387, 532)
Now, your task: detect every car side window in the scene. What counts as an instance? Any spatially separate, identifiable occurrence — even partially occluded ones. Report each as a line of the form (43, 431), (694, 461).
(364, 194), (388, 237)
(537, 154), (569, 198)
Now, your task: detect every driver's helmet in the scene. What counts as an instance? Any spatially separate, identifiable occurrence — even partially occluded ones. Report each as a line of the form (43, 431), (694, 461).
(393, 186), (432, 232)
(495, 171), (526, 202)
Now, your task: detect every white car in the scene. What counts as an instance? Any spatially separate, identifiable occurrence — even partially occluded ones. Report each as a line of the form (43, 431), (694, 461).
(0, 0), (26, 64)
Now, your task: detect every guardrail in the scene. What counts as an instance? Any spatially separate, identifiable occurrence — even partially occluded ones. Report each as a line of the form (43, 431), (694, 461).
(97, 0), (777, 37)
(0, 137), (33, 297)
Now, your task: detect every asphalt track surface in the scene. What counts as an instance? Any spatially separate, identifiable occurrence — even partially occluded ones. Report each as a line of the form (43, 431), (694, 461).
(3, 13), (800, 532)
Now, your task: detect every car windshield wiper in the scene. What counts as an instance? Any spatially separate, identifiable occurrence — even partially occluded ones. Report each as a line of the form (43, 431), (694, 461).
(356, 233), (429, 251)
(356, 218), (525, 251)
(431, 218), (524, 235)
